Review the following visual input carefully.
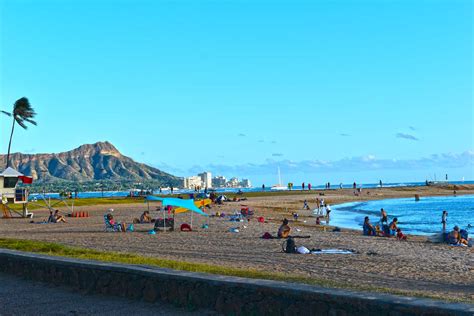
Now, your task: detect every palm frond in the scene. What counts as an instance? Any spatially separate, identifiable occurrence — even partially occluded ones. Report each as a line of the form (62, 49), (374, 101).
(24, 118), (37, 126)
(12, 97), (36, 129)
(1, 110), (11, 117)
(14, 116), (27, 129)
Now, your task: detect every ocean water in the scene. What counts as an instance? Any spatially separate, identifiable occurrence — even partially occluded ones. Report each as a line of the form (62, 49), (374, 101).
(29, 180), (474, 200)
(330, 195), (474, 235)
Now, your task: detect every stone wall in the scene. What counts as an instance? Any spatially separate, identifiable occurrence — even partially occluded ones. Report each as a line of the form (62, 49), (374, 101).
(0, 249), (472, 315)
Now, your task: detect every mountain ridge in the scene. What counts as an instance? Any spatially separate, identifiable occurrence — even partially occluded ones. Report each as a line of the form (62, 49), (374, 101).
(0, 142), (181, 185)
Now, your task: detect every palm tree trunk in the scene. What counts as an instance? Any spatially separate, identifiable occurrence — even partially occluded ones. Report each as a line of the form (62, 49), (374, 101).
(6, 117), (16, 168)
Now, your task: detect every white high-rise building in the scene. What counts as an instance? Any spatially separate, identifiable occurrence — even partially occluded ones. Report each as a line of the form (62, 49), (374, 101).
(227, 177), (240, 188)
(212, 176), (226, 188)
(240, 179), (252, 188)
(183, 176), (202, 189)
(198, 172), (212, 188)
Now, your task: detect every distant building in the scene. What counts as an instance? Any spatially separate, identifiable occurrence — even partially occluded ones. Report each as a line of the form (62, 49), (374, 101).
(227, 177), (240, 188)
(240, 179), (252, 188)
(183, 176), (202, 189)
(198, 172), (212, 189)
(212, 176), (226, 188)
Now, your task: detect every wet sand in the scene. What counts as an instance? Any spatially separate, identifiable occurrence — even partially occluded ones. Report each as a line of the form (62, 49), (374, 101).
(0, 185), (473, 302)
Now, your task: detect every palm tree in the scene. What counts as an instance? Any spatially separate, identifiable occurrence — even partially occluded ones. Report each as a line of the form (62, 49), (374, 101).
(6, 97), (37, 167)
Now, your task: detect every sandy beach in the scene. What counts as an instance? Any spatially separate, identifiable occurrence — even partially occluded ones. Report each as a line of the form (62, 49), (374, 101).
(0, 185), (473, 302)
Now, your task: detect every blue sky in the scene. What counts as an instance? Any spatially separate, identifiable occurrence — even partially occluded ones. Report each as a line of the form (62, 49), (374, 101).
(0, 0), (472, 185)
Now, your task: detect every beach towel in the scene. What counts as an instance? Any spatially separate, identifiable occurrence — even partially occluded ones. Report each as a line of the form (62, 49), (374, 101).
(311, 249), (355, 255)
(297, 246), (310, 254)
(261, 234), (311, 239)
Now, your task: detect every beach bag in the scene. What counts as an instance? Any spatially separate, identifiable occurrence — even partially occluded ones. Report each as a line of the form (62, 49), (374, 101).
(460, 229), (468, 240)
(258, 217), (265, 223)
(262, 232), (272, 239)
(180, 223), (192, 231)
(283, 237), (297, 254)
(127, 224), (134, 232)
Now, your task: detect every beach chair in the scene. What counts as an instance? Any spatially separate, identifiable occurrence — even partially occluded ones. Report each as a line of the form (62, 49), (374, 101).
(104, 214), (120, 232)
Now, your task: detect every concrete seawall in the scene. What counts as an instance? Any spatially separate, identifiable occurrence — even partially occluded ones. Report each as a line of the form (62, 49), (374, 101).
(0, 249), (472, 315)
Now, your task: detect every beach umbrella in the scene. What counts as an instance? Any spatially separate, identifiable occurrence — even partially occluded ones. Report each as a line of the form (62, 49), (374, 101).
(145, 196), (209, 230)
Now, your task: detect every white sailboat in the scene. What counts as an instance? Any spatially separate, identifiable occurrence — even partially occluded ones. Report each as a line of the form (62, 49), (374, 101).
(271, 167), (287, 191)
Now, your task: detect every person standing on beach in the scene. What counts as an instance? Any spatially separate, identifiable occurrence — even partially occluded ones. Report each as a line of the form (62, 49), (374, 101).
(302, 182), (305, 190)
(353, 182), (357, 189)
(339, 183), (343, 189)
(262, 184), (265, 191)
(303, 200), (310, 210)
(308, 183), (311, 191)
(325, 204), (331, 222)
(380, 208), (388, 225)
(441, 211), (448, 231)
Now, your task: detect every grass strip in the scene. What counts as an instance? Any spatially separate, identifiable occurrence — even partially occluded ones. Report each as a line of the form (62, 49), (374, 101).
(0, 238), (470, 304)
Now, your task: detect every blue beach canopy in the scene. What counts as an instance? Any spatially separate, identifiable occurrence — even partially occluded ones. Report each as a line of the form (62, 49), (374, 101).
(145, 196), (208, 217)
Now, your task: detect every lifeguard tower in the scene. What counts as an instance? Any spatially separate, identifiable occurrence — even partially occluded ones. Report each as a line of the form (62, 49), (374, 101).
(0, 167), (33, 218)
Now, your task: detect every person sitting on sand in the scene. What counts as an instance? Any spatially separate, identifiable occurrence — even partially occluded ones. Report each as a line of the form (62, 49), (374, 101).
(47, 211), (56, 223)
(389, 218), (399, 236)
(292, 212), (299, 221)
(107, 213), (126, 232)
(363, 216), (376, 236)
(448, 226), (468, 246)
(140, 210), (152, 223)
(396, 228), (407, 241)
(277, 218), (291, 238)
(54, 210), (66, 223)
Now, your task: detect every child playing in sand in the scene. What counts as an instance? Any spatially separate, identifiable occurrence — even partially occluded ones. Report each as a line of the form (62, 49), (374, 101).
(396, 228), (407, 241)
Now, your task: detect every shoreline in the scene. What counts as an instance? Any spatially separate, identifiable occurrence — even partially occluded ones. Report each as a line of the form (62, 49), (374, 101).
(329, 193), (474, 237)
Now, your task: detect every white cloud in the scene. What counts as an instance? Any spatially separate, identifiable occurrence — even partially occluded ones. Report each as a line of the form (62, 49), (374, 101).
(171, 150), (474, 176)
(396, 133), (419, 141)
